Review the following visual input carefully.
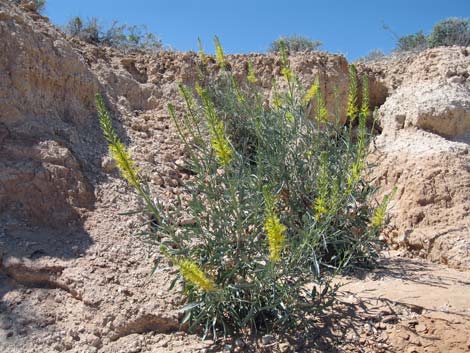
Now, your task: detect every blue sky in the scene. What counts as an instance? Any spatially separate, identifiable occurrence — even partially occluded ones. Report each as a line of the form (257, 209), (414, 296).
(44, 0), (469, 60)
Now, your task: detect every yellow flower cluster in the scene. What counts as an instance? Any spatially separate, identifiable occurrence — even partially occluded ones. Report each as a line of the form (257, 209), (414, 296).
(247, 61), (257, 84)
(214, 36), (226, 69)
(313, 196), (328, 218)
(347, 160), (364, 191)
(302, 82), (319, 105)
(361, 76), (369, 118)
(285, 112), (295, 123)
(371, 191), (394, 228)
(178, 259), (217, 292)
(272, 95), (282, 109)
(109, 141), (140, 188)
(315, 90), (328, 123)
(281, 67), (293, 82)
(371, 205), (386, 228)
(303, 78), (327, 122)
(96, 94), (141, 188)
(195, 83), (233, 167)
(210, 121), (233, 167)
(347, 65), (358, 120)
(197, 37), (208, 66)
(265, 213), (286, 262)
(264, 190), (286, 262)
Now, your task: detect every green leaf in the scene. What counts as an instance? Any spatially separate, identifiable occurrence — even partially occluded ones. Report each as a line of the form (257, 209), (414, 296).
(179, 302), (201, 313)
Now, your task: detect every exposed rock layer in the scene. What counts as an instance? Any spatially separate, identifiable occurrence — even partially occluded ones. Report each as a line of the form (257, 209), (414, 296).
(0, 1), (98, 226)
(361, 47), (470, 268)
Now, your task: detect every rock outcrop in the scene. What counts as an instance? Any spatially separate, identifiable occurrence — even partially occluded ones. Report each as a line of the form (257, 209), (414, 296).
(0, 0), (98, 226)
(364, 47), (470, 268)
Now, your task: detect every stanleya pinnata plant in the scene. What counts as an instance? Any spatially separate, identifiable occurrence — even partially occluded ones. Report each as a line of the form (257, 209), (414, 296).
(96, 38), (392, 338)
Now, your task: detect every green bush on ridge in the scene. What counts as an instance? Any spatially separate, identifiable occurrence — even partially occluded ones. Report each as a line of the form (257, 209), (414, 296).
(394, 17), (470, 52)
(356, 49), (386, 63)
(96, 38), (391, 338)
(428, 17), (470, 48)
(269, 34), (322, 53)
(64, 16), (162, 52)
(396, 31), (428, 52)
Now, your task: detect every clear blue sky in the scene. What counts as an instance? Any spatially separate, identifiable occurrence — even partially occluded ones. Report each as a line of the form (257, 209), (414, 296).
(44, 0), (469, 60)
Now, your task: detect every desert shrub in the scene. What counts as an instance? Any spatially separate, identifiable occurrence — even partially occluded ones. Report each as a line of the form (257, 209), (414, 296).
(269, 35), (322, 53)
(64, 16), (162, 52)
(65, 17), (100, 44)
(356, 49), (386, 62)
(101, 23), (162, 51)
(97, 39), (390, 337)
(396, 31), (428, 52)
(393, 17), (470, 53)
(10, 0), (46, 13)
(428, 17), (470, 47)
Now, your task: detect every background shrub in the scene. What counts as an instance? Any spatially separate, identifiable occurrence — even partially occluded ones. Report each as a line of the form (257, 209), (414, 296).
(98, 39), (389, 338)
(65, 17), (100, 44)
(269, 34), (322, 53)
(10, 0), (46, 13)
(428, 17), (470, 47)
(396, 31), (428, 52)
(64, 16), (162, 52)
(356, 49), (386, 62)
(392, 17), (470, 52)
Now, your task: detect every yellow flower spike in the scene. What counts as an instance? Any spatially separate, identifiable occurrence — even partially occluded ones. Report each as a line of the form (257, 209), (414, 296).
(313, 197), (328, 218)
(285, 111), (295, 123)
(361, 76), (369, 118)
(303, 82), (319, 105)
(281, 67), (292, 82)
(270, 78), (283, 109)
(109, 142), (140, 188)
(96, 94), (141, 189)
(209, 118), (233, 167)
(232, 78), (245, 103)
(178, 259), (217, 292)
(272, 95), (282, 109)
(371, 205), (386, 229)
(263, 190), (286, 262)
(194, 82), (233, 167)
(346, 160), (363, 191)
(214, 35), (226, 69)
(197, 37), (208, 66)
(315, 89), (328, 123)
(195, 82), (204, 97)
(279, 40), (289, 68)
(247, 61), (257, 84)
(265, 213), (286, 262)
(347, 64), (358, 121)
(371, 190), (395, 228)
(210, 128), (233, 167)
